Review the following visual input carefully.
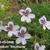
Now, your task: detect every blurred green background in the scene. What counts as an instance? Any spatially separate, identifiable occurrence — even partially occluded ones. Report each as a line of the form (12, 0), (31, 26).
(0, 0), (50, 50)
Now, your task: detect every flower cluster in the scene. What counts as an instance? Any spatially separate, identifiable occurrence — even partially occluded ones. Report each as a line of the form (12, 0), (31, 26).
(0, 7), (49, 47)
(0, 15), (50, 45)
(0, 21), (31, 45)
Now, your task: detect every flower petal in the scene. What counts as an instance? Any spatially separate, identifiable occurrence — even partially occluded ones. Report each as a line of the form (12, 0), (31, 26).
(43, 25), (46, 30)
(3, 26), (8, 31)
(24, 33), (31, 39)
(16, 38), (21, 44)
(21, 16), (26, 22)
(21, 38), (26, 45)
(20, 27), (26, 33)
(0, 26), (4, 32)
(41, 45), (46, 50)
(28, 14), (35, 19)
(26, 18), (31, 23)
(45, 21), (50, 30)
(14, 25), (20, 31)
(8, 31), (13, 37)
(8, 21), (14, 26)
(19, 9), (25, 16)
(26, 7), (32, 13)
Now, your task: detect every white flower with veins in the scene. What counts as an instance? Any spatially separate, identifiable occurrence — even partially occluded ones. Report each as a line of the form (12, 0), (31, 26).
(4, 21), (20, 37)
(19, 7), (35, 23)
(16, 27), (31, 45)
(34, 43), (46, 50)
(39, 16), (50, 30)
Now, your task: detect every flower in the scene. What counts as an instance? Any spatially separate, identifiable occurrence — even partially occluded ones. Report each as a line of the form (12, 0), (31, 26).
(34, 43), (46, 50)
(4, 21), (20, 37)
(0, 21), (4, 32)
(39, 16), (50, 30)
(19, 7), (35, 23)
(16, 27), (31, 45)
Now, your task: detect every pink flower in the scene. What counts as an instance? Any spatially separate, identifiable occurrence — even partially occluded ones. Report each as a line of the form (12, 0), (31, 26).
(19, 7), (35, 23)
(39, 16), (50, 30)
(16, 27), (31, 45)
(4, 21), (20, 37)
(34, 43), (46, 50)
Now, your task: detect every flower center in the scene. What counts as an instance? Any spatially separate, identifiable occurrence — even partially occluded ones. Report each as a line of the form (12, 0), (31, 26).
(18, 32), (25, 37)
(41, 18), (47, 25)
(7, 27), (13, 31)
(22, 10), (30, 16)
